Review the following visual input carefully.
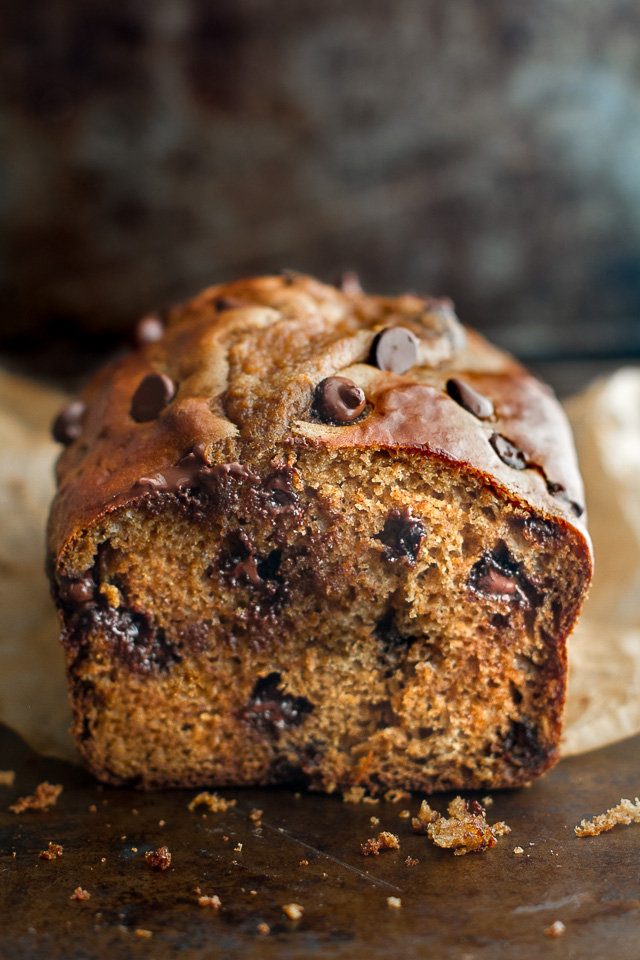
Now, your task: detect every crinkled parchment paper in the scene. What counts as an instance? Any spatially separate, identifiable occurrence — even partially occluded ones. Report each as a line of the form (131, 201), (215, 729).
(0, 365), (638, 766)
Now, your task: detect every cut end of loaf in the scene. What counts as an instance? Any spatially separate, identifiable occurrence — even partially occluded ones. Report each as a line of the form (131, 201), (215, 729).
(52, 443), (590, 793)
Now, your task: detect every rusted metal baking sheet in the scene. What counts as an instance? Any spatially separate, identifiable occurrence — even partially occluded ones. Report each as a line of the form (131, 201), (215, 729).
(1, 723), (639, 959)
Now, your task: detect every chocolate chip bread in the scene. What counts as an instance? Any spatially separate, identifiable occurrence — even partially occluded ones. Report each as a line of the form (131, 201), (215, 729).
(47, 272), (592, 792)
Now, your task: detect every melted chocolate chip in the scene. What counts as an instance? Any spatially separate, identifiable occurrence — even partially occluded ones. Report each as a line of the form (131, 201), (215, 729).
(313, 376), (366, 424)
(134, 313), (164, 346)
(547, 482), (584, 518)
(59, 576), (95, 605)
(245, 672), (313, 738)
(375, 508), (426, 564)
(222, 530), (262, 585)
(52, 400), (87, 445)
(468, 541), (541, 608)
(130, 372), (176, 422)
(502, 720), (545, 768)
(446, 378), (494, 419)
(489, 433), (527, 470)
(370, 326), (420, 375)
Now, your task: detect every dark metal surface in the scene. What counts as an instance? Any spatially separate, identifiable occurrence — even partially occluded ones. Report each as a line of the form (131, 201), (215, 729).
(1, 723), (640, 959)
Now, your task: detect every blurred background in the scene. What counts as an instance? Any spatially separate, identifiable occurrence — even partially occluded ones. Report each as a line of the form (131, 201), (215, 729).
(1, 0), (640, 390)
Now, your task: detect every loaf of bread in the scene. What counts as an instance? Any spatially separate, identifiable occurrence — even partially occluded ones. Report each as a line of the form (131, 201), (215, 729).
(47, 273), (592, 792)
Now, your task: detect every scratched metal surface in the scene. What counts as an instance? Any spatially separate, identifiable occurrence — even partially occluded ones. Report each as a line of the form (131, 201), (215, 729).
(1, 722), (639, 959)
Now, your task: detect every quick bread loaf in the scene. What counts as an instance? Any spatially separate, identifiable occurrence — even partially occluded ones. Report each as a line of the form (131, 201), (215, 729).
(47, 273), (592, 792)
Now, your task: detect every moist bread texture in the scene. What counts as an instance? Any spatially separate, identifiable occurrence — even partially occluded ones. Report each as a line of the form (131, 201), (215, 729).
(47, 273), (592, 792)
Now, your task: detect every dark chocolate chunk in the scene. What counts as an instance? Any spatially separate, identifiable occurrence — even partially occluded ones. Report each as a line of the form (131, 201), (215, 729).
(446, 378), (494, 419)
(468, 541), (542, 607)
(502, 720), (545, 768)
(547, 482), (584, 518)
(52, 400), (87, 445)
(130, 372), (176, 422)
(489, 432), (527, 470)
(375, 507), (426, 564)
(337, 270), (362, 295)
(134, 313), (164, 346)
(245, 672), (313, 738)
(313, 376), (366, 424)
(60, 576), (95, 605)
(221, 530), (262, 586)
(370, 326), (420, 375)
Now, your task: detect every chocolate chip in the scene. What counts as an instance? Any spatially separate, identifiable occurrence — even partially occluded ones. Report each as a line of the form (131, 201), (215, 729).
(468, 542), (542, 607)
(502, 720), (544, 767)
(446, 378), (494, 419)
(313, 376), (366, 424)
(370, 327), (420, 374)
(547, 482), (584, 518)
(52, 400), (87, 445)
(62, 576), (95, 605)
(134, 313), (164, 346)
(245, 672), (313, 738)
(130, 372), (176, 422)
(375, 508), (426, 564)
(489, 433), (527, 470)
(337, 270), (362, 295)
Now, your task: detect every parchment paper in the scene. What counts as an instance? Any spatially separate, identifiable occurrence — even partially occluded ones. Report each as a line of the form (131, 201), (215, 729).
(0, 365), (638, 765)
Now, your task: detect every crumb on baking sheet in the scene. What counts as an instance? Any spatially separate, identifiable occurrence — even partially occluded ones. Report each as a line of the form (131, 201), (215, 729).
(361, 831), (400, 856)
(387, 897), (402, 909)
(425, 797), (510, 856)
(257, 922), (270, 935)
(145, 846), (172, 870)
(39, 842), (63, 860)
(299, 859), (309, 866)
(384, 789), (411, 803)
(513, 846), (524, 854)
(70, 887), (90, 901)
(135, 929), (153, 938)
(370, 816), (380, 825)
(411, 799), (439, 834)
(399, 809), (410, 818)
(249, 808), (263, 823)
(575, 797), (640, 837)
(405, 856), (419, 866)
(282, 903), (304, 921)
(0, 770), (16, 787)
(198, 894), (222, 909)
(234, 843), (243, 852)
(187, 792), (236, 813)
(545, 920), (566, 938)
(9, 781), (63, 814)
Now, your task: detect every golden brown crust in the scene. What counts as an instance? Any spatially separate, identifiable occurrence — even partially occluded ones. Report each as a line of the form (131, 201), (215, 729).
(48, 273), (590, 571)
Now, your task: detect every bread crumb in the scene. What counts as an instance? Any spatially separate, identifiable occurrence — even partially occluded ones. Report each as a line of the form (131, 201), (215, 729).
(282, 903), (304, 921)
(131, 847), (138, 853)
(399, 809), (410, 818)
(361, 831), (400, 856)
(405, 856), (419, 866)
(70, 887), (90, 901)
(250, 890), (257, 896)
(39, 842), (63, 860)
(384, 789), (411, 803)
(88, 805), (97, 813)
(575, 797), (640, 837)
(513, 846), (524, 855)
(135, 929), (153, 938)
(411, 799), (439, 834)
(158, 820), (166, 827)
(424, 797), (511, 855)
(343, 786), (379, 804)
(187, 792), (236, 813)
(387, 897), (402, 909)
(234, 843), (243, 853)
(10, 782), (63, 814)
(482, 795), (493, 808)
(0, 770), (15, 787)
(370, 816), (380, 826)
(145, 846), (171, 870)
(249, 808), (263, 824)
(257, 922), (270, 935)
(545, 920), (566, 938)
(299, 859), (309, 866)
(198, 894), (222, 909)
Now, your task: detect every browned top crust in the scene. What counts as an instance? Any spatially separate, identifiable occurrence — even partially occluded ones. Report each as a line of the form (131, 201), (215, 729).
(49, 272), (591, 573)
